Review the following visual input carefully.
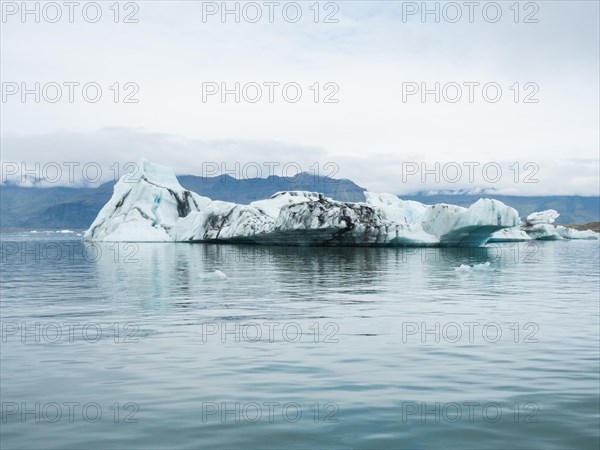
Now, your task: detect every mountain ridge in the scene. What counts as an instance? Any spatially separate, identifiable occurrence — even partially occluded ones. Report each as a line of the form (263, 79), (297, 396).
(1, 175), (599, 229)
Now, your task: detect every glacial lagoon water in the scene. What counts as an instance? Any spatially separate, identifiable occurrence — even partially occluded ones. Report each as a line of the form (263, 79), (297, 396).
(1, 232), (599, 449)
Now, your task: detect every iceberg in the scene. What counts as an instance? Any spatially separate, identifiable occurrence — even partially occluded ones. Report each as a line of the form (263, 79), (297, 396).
(520, 210), (562, 241)
(84, 160), (526, 247)
(489, 209), (599, 242)
(420, 199), (520, 246)
(83, 159), (210, 242)
(554, 226), (599, 240)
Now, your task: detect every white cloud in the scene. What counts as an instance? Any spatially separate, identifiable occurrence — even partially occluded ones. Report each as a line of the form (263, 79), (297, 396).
(1, 1), (598, 195)
(1, 127), (598, 196)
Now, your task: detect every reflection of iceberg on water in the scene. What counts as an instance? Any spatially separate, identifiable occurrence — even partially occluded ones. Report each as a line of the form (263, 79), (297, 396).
(84, 159), (598, 247)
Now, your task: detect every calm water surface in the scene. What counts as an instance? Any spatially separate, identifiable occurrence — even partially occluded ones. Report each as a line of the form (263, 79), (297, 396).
(1, 232), (599, 449)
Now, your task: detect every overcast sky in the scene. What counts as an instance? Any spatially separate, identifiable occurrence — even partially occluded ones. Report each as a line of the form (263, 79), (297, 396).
(1, 1), (598, 195)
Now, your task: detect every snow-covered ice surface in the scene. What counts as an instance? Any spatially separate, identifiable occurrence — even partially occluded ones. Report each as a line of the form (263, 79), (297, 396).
(85, 160), (597, 246)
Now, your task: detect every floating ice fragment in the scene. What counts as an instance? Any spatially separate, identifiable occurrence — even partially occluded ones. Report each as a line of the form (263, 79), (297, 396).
(471, 262), (492, 271)
(454, 262), (492, 274)
(207, 270), (228, 280)
(489, 209), (599, 242)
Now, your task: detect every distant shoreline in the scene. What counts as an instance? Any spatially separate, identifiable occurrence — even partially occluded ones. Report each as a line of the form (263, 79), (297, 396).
(562, 222), (600, 233)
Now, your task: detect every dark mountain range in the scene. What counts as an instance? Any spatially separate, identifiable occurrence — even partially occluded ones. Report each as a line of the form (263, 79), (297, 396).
(1, 175), (598, 229)
(0, 173), (367, 229)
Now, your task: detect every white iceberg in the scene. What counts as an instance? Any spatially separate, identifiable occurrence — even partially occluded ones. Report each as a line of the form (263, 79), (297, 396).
(84, 160), (524, 247)
(489, 209), (599, 242)
(83, 159), (210, 242)
(554, 225), (599, 240)
(525, 210), (559, 225)
(421, 199), (520, 246)
(520, 210), (562, 240)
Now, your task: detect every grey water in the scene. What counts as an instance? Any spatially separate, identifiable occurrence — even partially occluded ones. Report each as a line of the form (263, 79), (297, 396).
(1, 232), (599, 449)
